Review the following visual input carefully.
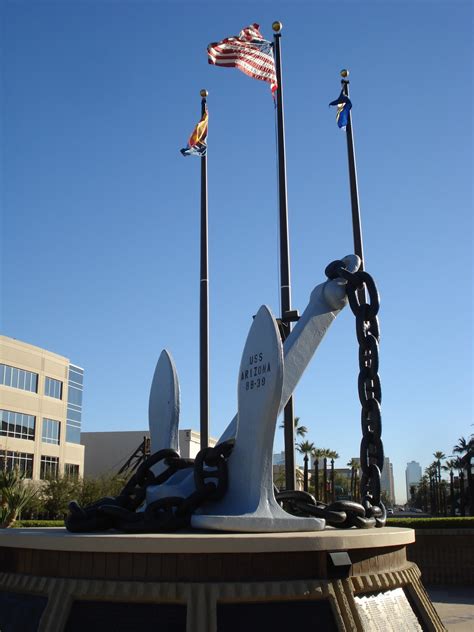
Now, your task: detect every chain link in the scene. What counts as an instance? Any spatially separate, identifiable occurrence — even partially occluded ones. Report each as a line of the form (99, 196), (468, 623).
(66, 440), (234, 533)
(279, 261), (386, 529)
(326, 260), (386, 528)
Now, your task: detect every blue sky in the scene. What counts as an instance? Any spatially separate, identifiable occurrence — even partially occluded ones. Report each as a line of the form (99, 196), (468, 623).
(1, 0), (472, 503)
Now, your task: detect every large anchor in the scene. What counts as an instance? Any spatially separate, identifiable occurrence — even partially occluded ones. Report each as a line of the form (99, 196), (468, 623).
(146, 255), (360, 520)
(67, 254), (385, 532)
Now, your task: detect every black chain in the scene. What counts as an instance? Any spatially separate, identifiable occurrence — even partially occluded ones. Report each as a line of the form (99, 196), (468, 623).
(326, 260), (386, 528)
(278, 261), (386, 529)
(66, 440), (234, 533)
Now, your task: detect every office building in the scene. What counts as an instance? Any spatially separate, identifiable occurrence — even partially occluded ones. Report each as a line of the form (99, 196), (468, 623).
(273, 451), (285, 466)
(0, 335), (84, 480)
(81, 429), (217, 478)
(406, 461), (422, 502)
(380, 457), (396, 505)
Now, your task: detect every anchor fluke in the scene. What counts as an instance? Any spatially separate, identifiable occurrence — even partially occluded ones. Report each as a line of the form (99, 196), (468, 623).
(148, 349), (180, 475)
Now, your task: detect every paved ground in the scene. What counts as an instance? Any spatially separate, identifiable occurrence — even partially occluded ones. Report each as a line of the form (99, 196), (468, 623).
(427, 586), (474, 631)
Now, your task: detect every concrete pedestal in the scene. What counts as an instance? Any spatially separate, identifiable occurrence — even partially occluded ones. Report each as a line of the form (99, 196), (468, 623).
(0, 527), (445, 631)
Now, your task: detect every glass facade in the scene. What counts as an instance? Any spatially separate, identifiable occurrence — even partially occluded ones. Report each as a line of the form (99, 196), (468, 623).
(40, 455), (59, 479)
(0, 450), (34, 478)
(42, 418), (61, 445)
(66, 365), (83, 444)
(44, 376), (63, 399)
(0, 364), (38, 393)
(0, 409), (35, 441)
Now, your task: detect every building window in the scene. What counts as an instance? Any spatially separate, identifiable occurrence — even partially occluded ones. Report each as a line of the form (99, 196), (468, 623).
(66, 365), (83, 444)
(68, 366), (83, 387)
(44, 377), (63, 400)
(66, 425), (81, 444)
(40, 456), (59, 479)
(0, 409), (35, 441)
(65, 463), (80, 479)
(42, 418), (60, 445)
(0, 450), (34, 478)
(0, 364), (38, 393)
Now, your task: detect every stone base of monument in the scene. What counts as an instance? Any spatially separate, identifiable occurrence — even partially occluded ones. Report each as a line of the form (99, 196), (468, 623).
(0, 527), (445, 631)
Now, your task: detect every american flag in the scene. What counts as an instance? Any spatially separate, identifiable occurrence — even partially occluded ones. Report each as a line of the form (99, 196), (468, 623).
(208, 24), (278, 94)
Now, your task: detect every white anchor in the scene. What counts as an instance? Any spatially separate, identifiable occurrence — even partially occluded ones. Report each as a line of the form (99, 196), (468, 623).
(146, 255), (360, 529)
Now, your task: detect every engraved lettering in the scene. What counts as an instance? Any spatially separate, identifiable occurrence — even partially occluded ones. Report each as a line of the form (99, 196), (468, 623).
(242, 351), (270, 391)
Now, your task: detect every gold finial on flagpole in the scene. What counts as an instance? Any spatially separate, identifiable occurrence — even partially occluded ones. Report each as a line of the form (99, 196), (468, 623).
(200, 89), (208, 98)
(272, 21), (283, 32)
(340, 69), (350, 78)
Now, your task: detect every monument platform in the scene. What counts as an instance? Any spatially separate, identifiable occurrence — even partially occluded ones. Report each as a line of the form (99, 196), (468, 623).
(0, 527), (445, 631)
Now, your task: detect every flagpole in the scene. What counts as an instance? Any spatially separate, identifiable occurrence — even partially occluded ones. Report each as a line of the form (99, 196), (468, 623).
(199, 89), (209, 450)
(273, 21), (297, 491)
(340, 69), (365, 273)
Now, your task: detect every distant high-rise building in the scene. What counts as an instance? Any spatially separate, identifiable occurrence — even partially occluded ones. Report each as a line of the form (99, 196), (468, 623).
(273, 451), (285, 466)
(406, 461), (422, 502)
(380, 457), (396, 505)
(349, 456), (395, 505)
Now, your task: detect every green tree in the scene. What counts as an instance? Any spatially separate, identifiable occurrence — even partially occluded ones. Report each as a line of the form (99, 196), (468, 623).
(347, 458), (360, 501)
(1, 468), (38, 528)
(433, 451), (446, 515)
(443, 458), (462, 516)
(311, 448), (338, 502)
(297, 440), (314, 492)
(78, 475), (127, 509)
(453, 435), (474, 515)
(311, 448), (326, 499)
(279, 417), (308, 443)
(40, 475), (82, 520)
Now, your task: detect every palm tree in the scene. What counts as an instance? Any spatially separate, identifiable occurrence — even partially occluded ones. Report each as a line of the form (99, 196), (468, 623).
(313, 448), (337, 503)
(297, 440), (314, 492)
(312, 447), (326, 500)
(327, 451), (339, 502)
(433, 451), (446, 515)
(347, 458), (359, 501)
(426, 463), (438, 514)
(453, 436), (474, 515)
(1, 467), (38, 528)
(279, 417), (308, 442)
(443, 458), (462, 516)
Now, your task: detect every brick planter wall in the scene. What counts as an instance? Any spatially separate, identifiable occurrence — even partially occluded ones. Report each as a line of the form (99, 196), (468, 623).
(407, 529), (474, 585)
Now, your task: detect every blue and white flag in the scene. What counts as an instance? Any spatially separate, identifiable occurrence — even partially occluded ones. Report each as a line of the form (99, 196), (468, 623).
(329, 91), (352, 129)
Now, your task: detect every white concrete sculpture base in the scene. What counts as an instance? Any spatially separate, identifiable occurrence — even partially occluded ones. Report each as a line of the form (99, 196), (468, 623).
(192, 305), (324, 532)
